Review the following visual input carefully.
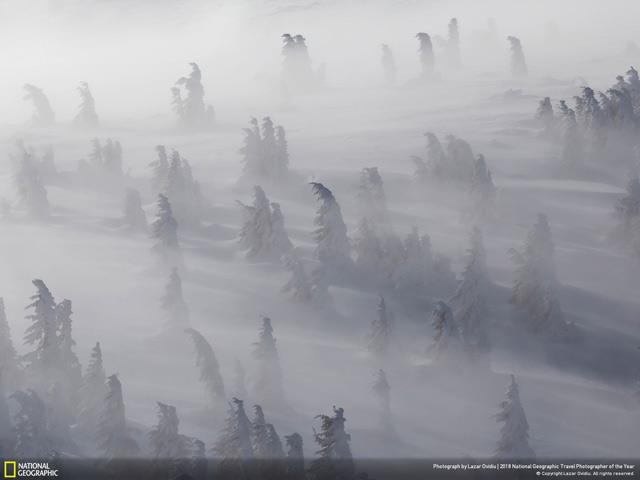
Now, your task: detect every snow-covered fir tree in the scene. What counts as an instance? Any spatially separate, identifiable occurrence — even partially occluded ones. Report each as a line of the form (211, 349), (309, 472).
(372, 369), (393, 432)
(470, 154), (497, 221)
(270, 202), (294, 255)
(381, 44), (396, 87)
(309, 406), (354, 480)
(357, 167), (389, 231)
(310, 182), (353, 281)
(74, 82), (99, 127)
(148, 402), (191, 479)
(213, 397), (254, 479)
(251, 404), (269, 458)
(97, 374), (139, 459)
(122, 188), (147, 232)
(11, 389), (51, 458)
(0, 298), (19, 388)
(163, 149), (203, 228)
(77, 342), (107, 435)
(185, 328), (226, 407)
(252, 317), (286, 409)
(239, 118), (291, 184)
(238, 186), (273, 260)
(560, 106), (583, 169)
(284, 432), (305, 480)
(150, 145), (170, 192)
(151, 194), (181, 267)
(14, 144), (50, 219)
(368, 296), (393, 359)
(535, 97), (555, 137)
(23, 279), (59, 379)
(510, 214), (569, 336)
(173, 63), (215, 128)
(416, 33), (435, 77)
(281, 251), (313, 303)
(429, 301), (463, 366)
(445, 134), (476, 182)
(507, 36), (527, 78)
(23, 84), (55, 126)
(495, 375), (535, 458)
(449, 227), (491, 358)
(162, 268), (190, 328)
(394, 227), (433, 292)
(446, 18), (461, 68)
(86, 138), (123, 176)
(281, 33), (317, 91)
(424, 132), (447, 180)
(55, 299), (82, 393)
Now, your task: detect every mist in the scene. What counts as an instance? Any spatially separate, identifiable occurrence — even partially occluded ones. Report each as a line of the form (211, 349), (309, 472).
(0, 0), (639, 478)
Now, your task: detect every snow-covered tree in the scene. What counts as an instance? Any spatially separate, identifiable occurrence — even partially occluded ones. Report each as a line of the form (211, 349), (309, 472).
(614, 172), (640, 241)
(23, 279), (59, 378)
(309, 406), (354, 480)
(281, 252), (313, 303)
(149, 402), (188, 463)
(449, 227), (491, 357)
(446, 18), (461, 68)
(252, 317), (286, 409)
(381, 44), (396, 86)
(281, 33), (317, 91)
(470, 154), (497, 221)
(416, 33), (435, 77)
(14, 145), (50, 219)
(162, 268), (190, 328)
(510, 215), (568, 335)
(424, 132), (447, 180)
(11, 389), (51, 458)
(173, 63), (215, 128)
(275, 125), (290, 179)
(507, 36), (527, 78)
(429, 301), (462, 366)
(284, 433), (305, 480)
(270, 202), (294, 255)
(23, 84), (55, 126)
(445, 134), (476, 182)
(0, 298), (19, 388)
(238, 186), (274, 260)
(150, 145), (170, 192)
(74, 82), (99, 127)
(251, 404), (269, 458)
(310, 182), (352, 280)
(55, 299), (82, 393)
(185, 328), (226, 407)
(151, 194), (181, 267)
(77, 342), (107, 435)
(357, 167), (388, 231)
(214, 397), (254, 478)
(163, 149), (203, 228)
(535, 97), (555, 136)
(239, 118), (292, 184)
(368, 296), (393, 359)
(97, 374), (139, 459)
(560, 106), (583, 169)
(0, 373), (14, 458)
(393, 227), (433, 292)
(372, 369), (393, 432)
(495, 375), (535, 458)
(122, 188), (147, 232)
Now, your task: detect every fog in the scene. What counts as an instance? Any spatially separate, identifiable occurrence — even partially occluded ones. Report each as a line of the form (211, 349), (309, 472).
(1, 0), (639, 476)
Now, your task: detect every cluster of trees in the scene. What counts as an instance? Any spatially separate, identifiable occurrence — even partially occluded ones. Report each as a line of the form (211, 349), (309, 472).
(239, 117), (291, 184)
(12, 142), (52, 220)
(172, 63), (215, 129)
(281, 33), (322, 91)
(535, 67), (640, 169)
(78, 138), (124, 177)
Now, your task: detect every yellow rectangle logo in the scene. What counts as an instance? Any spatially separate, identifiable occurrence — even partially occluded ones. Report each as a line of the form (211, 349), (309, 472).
(3, 461), (16, 479)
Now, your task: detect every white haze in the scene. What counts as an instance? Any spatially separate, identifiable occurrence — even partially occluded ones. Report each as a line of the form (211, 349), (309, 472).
(1, 0), (640, 461)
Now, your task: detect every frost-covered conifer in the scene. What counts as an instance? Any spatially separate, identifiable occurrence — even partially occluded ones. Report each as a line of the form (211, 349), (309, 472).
(357, 167), (388, 230)
(536, 97), (555, 136)
(240, 118), (263, 180)
(14, 145), (50, 219)
(98, 374), (139, 459)
(281, 252), (313, 303)
(149, 402), (187, 459)
(185, 328), (226, 407)
(0, 299), (19, 388)
(150, 145), (170, 192)
(381, 44), (396, 86)
(162, 268), (190, 328)
(122, 188), (147, 232)
(309, 406), (354, 480)
(151, 194), (181, 266)
(561, 107), (583, 168)
(429, 301), (462, 365)
(507, 36), (527, 78)
(310, 182), (352, 279)
(77, 342), (107, 435)
(372, 369), (392, 432)
(271, 202), (294, 255)
(23, 84), (55, 126)
(24, 279), (59, 377)
(445, 134), (475, 182)
(416, 33), (435, 77)
(252, 318), (286, 408)
(275, 126), (290, 179)
(174, 63), (214, 128)
(284, 433), (305, 480)
(55, 299), (82, 393)
(425, 132), (447, 179)
(495, 375), (535, 458)
(447, 18), (461, 68)
(394, 227), (432, 292)
(614, 172), (640, 240)
(282, 33), (316, 90)
(450, 228), (491, 356)
(214, 397), (254, 478)
(11, 389), (51, 458)
(238, 186), (274, 260)
(251, 405), (269, 458)
(74, 82), (99, 127)
(470, 154), (497, 221)
(368, 296), (392, 359)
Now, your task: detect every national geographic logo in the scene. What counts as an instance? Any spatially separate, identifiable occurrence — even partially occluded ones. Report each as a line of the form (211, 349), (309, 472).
(3, 461), (58, 478)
